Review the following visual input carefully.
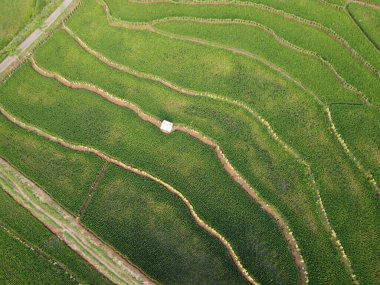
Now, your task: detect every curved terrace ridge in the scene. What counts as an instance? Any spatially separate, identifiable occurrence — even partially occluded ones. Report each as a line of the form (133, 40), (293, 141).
(95, 9), (380, 197)
(0, 103), (260, 285)
(59, 25), (360, 283)
(111, 0), (380, 78)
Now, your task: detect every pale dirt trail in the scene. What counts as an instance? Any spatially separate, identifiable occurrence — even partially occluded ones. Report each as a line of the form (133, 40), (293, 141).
(0, 157), (155, 285)
(31, 58), (308, 285)
(0, 105), (258, 285)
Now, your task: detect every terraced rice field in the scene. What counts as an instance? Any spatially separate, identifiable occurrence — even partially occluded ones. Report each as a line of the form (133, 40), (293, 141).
(0, 0), (379, 284)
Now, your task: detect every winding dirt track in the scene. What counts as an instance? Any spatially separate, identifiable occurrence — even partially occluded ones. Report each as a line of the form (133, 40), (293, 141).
(0, 157), (155, 285)
(0, 104), (259, 285)
(61, 20), (365, 283)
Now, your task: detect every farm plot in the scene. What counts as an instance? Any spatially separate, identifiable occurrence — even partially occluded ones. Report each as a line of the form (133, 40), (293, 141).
(104, 0), (380, 104)
(0, 175), (113, 285)
(1, 0), (379, 283)
(0, 63), (300, 285)
(0, 110), (103, 214)
(34, 28), (353, 285)
(81, 164), (248, 284)
(330, 104), (380, 189)
(347, 3), (380, 50)
(62, 1), (380, 283)
(0, 226), (74, 285)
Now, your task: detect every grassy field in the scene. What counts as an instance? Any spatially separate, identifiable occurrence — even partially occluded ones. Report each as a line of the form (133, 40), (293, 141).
(62, 1), (380, 283)
(34, 28), (353, 285)
(82, 164), (248, 284)
(330, 104), (380, 186)
(0, 172), (113, 285)
(0, 109), (103, 214)
(0, 63), (300, 284)
(0, 0), (60, 61)
(0, 226), (75, 285)
(348, 3), (380, 50)
(1, 0), (380, 283)
(0, 0), (38, 50)
(105, 0), (380, 104)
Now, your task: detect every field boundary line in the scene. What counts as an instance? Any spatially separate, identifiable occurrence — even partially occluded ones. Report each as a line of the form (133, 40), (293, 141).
(62, 23), (364, 284)
(0, 104), (259, 285)
(111, 0), (380, 78)
(78, 161), (110, 218)
(0, 157), (155, 285)
(0, 223), (79, 283)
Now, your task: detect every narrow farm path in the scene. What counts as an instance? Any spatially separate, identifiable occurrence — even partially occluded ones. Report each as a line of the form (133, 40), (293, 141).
(60, 26), (359, 284)
(109, 0), (380, 78)
(0, 156), (155, 285)
(0, 105), (259, 285)
(78, 161), (110, 218)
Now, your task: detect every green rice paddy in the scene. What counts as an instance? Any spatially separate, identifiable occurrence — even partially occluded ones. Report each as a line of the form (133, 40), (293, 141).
(1, 0), (379, 284)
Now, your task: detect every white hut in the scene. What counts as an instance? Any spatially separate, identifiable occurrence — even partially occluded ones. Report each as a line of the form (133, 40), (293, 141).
(160, 120), (173, 134)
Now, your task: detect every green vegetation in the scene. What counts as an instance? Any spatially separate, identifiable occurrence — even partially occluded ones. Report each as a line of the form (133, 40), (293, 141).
(83, 164), (247, 284)
(105, 0), (380, 104)
(330, 104), (380, 186)
(62, 1), (380, 283)
(0, 63), (300, 284)
(0, 176), (113, 285)
(0, 226), (75, 285)
(348, 3), (380, 50)
(0, 0), (62, 61)
(1, 0), (380, 283)
(0, 0), (37, 50)
(0, 108), (103, 214)
(35, 28), (352, 285)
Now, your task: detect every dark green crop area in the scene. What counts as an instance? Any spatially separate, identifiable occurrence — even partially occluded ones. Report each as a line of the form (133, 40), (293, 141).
(34, 28), (352, 285)
(1, 0), (380, 284)
(0, 110), (103, 214)
(0, 62), (299, 285)
(82, 164), (248, 285)
(0, 226), (75, 285)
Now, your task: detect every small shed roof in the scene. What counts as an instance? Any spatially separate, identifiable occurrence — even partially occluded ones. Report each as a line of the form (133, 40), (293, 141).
(160, 120), (173, 134)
